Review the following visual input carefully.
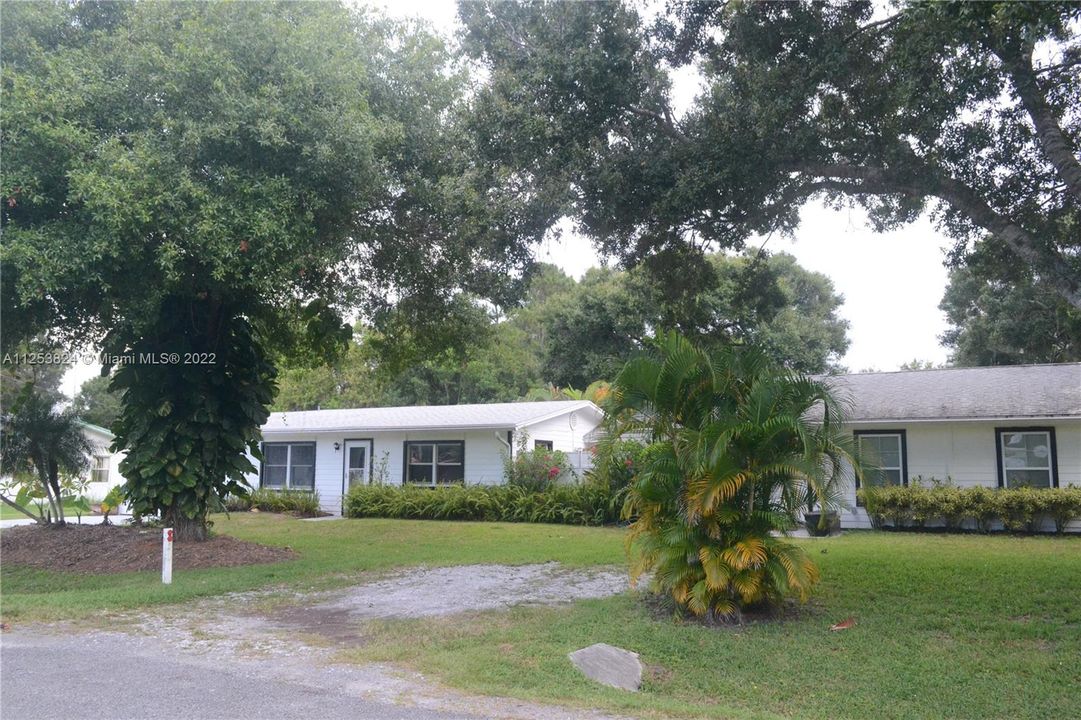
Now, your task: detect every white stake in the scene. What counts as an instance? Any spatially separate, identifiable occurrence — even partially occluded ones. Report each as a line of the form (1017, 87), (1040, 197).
(162, 527), (174, 584)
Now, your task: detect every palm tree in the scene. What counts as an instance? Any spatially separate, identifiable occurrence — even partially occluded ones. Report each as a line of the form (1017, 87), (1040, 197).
(0, 386), (91, 525)
(607, 332), (859, 622)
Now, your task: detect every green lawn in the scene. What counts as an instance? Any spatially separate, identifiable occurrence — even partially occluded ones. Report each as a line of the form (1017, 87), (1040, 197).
(0, 499), (93, 520)
(2, 515), (1079, 719)
(0, 513), (624, 621)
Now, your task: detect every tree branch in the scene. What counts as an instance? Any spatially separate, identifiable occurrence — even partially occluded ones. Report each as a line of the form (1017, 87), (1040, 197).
(999, 42), (1081, 206)
(625, 105), (689, 143)
(791, 162), (1081, 309)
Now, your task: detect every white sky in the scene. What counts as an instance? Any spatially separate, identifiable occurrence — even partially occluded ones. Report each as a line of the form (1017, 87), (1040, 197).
(376, 0), (953, 373)
(59, 0), (953, 399)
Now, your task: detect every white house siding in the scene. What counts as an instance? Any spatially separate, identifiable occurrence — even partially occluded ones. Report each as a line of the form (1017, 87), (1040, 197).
(839, 419), (1081, 531)
(250, 428), (516, 514)
(80, 427), (126, 503)
(514, 412), (599, 454)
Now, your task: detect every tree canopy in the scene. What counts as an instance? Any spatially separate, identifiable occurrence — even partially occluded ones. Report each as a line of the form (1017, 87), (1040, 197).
(459, 0), (1081, 316)
(0, 0), (546, 538)
(273, 251), (849, 410)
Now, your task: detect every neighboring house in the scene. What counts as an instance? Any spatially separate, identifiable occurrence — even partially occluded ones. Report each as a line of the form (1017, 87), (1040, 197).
(78, 421), (126, 501)
(251, 401), (604, 514)
(825, 363), (1081, 530)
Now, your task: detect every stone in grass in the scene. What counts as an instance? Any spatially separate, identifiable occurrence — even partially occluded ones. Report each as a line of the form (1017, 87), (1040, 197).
(568, 643), (643, 691)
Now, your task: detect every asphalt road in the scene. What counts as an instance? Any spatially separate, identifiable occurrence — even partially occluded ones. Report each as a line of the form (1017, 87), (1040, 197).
(0, 630), (484, 720)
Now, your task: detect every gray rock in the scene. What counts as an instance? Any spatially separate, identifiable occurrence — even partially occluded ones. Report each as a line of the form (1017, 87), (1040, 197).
(567, 643), (642, 691)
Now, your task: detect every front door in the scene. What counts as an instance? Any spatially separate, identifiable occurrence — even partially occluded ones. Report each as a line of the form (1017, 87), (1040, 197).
(343, 439), (372, 490)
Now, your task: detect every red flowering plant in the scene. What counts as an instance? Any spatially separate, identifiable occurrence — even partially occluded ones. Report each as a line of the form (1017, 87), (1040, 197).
(502, 434), (574, 492)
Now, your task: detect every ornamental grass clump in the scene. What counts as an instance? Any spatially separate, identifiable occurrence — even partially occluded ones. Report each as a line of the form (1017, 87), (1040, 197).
(607, 332), (860, 623)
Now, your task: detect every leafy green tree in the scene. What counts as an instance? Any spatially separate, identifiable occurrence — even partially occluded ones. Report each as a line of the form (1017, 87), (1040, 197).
(0, 387), (91, 525)
(0, 337), (69, 413)
(460, 1), (1081, 311)
(940, 250), (1081, 365)
(607, 332), (859, 621)
(542, 252), (848, 387)
(2, 2), (540, 539)
(71, 375), (124, 430)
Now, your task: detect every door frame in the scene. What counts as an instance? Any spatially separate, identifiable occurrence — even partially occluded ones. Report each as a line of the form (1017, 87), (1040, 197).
(341, 437), (374, 502)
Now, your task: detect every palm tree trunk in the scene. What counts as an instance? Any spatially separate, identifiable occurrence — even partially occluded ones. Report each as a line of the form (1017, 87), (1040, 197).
(36, 463), (62, 526)
(48, 459), (66, 525)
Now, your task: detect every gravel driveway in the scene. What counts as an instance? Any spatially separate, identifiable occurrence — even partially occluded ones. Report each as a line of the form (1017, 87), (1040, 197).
(2, 563), (633, 720)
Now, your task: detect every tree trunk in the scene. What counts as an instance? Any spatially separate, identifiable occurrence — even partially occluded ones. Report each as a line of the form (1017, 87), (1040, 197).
(47, 459), (66, 525)
(167, 505), (208, 542)
(36, 463), (63, 526)
(1001, 44), (1081, 206)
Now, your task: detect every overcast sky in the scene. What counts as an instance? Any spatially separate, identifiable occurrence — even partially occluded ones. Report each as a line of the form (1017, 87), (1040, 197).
(59, 0), (955, 399)
(374, 0), (955, 374)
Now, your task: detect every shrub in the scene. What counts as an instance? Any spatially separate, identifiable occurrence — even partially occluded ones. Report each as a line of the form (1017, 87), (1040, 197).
(856, 484), (1081, 533)
(503, 434), (574, 492)
(247, 488), (323, 517)
(1043, 487), (1081, 534)
(343, 482), (621, 526)
(607, 333), (859, 621)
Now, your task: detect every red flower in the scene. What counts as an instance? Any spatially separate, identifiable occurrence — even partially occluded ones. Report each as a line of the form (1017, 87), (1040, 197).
(548, 466), (560, 478)
(624, 458), (634, 468)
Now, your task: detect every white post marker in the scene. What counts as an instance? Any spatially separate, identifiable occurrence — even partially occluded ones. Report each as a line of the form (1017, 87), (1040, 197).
(162, 527), (174, 584)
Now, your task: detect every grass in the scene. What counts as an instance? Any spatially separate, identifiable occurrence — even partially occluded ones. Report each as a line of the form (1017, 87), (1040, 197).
(0, 513), (624, 621)
(2, 516), (1079, 719)
(342, 531), (1081, 720)
(0, 499), (95, 521)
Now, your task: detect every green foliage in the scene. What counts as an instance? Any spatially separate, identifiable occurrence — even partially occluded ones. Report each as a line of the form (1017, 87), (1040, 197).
(71, 375), (124, 430)
(940, 254), (1081, 365)
(858, 483), (1081, 534)
(246, 489), (322, 517)
(100, 485), (124, 525)
(607, 331), (859, 620)
(461, 1), (1081, 314)
(343, 483), (621, 526)
(112, 308), (275, 540)
(0, 385), (91, 525)
(3, 1), (549, 539)
(502, 434), (574, 492)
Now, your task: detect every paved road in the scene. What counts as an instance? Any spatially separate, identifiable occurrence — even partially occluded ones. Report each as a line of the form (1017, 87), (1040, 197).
(1, 630), (482, 720)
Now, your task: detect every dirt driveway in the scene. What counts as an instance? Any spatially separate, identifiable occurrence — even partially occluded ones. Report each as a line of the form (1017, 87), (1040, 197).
(11, 563), (634, 720)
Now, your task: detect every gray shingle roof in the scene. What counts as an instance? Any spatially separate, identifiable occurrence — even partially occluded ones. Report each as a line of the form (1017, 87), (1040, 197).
(263, 400), (601, 434)
(824, 363), (1081, 422)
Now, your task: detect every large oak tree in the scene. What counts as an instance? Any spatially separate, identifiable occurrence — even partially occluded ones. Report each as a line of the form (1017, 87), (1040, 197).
(1, 1), (542, 539)
(459, 1), (1081, 314)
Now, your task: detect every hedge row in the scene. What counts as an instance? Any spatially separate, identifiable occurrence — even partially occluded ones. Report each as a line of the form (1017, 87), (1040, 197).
(223, 489), (325, 517)
(857, 485), (1081, 534)
(343, 482), (623, 526)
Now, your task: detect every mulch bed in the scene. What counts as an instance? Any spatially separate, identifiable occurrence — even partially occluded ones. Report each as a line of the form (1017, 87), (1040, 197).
(0, 524), (296, 574)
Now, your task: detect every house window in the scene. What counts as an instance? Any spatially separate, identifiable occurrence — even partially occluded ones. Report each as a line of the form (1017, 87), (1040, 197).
(90, 455), (109, 484)
(261, 442), (316, 491)
(996, 428), (1057, 488)
(534, 440), (554, 451)
(404, 441), (464, 486)
(854, 431), (907, 502)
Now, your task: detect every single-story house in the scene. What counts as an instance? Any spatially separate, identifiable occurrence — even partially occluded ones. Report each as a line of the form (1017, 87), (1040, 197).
(250, 400), (604, 514)
(826, 363), (1081, 529)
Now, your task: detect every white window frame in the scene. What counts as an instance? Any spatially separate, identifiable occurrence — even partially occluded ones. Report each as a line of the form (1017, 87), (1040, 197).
(260, 442), (316, 491)
(996, 428), (1057, 489)
(404, 441), (465, 486)
(90, 455), (110, 484)
(854, 430), (908, 498)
